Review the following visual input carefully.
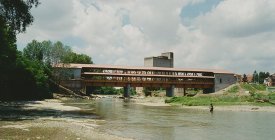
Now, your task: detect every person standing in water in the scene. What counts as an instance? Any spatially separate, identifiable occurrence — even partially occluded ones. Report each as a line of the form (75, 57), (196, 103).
(209, 103), (214, 113)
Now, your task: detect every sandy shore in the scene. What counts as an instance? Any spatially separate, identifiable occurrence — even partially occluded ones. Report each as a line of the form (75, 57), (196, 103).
(23, 99), (81, 111)
(132, 96), (171, 106)
(0, 99), (132, 140)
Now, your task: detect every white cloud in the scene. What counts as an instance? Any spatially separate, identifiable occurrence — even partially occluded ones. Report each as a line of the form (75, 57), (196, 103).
(17, 0), (76, 46)
(16, 0), (275, 74)
(195, 0), (275, 37)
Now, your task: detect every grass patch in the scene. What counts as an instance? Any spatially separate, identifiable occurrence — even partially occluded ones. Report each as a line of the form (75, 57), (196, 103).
(241, 83), (266, 93)
(241, 83), (256, 93)
(268, 92), (275, 100)
(227, 85), (239, 93)
(250, 84), (266, 91)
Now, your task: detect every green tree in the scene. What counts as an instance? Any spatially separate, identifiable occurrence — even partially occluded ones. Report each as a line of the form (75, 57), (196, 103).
(24, 40), (93, 65)
(62, 52), (93, 64)
(258, 71), (270, 84)
(51, 41), (71, 66)
(252, 70), (259, 84)
(23, 40), (44, 61)
(0, 0), (39, 33)
(0, 0), (42, 100)
(252, 71), (270, 84)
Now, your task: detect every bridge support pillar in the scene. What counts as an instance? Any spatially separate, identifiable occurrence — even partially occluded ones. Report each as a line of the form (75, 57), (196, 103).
(203, 88), (214, 94)
(183, 88), (187, 96)
(166, 85), (175, 97)
(123, 84), (131, 98)
(85, 86), (95, 95)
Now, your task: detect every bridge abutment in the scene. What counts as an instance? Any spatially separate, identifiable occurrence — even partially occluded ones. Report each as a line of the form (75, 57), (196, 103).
(166, 85), (175, 97)
(123, 84), (131, 97)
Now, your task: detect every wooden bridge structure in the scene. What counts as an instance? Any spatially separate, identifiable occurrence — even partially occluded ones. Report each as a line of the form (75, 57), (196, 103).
(56, 64), (217, 97)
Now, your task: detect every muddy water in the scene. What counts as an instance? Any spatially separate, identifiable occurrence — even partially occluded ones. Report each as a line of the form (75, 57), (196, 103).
(66, 98), (275, 140)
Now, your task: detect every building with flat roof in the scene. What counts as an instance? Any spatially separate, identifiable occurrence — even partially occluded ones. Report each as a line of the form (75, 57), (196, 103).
(144, 52), (173, 68)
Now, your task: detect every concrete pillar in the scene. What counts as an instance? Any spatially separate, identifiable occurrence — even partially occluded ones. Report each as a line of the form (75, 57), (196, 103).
(166, 85), (175, 97)
(183, 88), (186, 96)
(123, 84), (131, 97)
(203, 88), (214, 94)
(85, 86), (95, 95)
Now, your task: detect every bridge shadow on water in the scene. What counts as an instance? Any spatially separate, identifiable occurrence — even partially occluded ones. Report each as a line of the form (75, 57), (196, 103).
(0, 101), (99, 122)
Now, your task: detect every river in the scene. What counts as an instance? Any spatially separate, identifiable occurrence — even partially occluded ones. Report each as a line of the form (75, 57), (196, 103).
(65, 98), (275, 140)
(1, 98), (275, 139)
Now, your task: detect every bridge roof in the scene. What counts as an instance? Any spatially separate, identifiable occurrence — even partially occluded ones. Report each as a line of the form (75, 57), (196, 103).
(55, 63), (234, 74)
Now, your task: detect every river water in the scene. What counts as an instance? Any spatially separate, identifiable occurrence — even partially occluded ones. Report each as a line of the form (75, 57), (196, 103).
(66, 98), (275, 140)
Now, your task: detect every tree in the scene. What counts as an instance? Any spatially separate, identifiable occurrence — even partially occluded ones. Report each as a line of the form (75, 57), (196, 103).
(0, 0), (39, 33)
(22, 40), (93, 87)
(0, 0), (42, 100)
(1, 0), (40, 65)
(259, 71), (270, 84)
(252, 71), (270, 84)
(23, 40), (44, 61)
(24, 40), (93, 65)
(252, 70), (259, 83)
(62, 52), (93, 64)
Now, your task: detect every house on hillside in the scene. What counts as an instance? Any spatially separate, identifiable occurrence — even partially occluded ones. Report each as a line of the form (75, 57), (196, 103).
(266, 74), (275, 87)
(246, 74), (253, 83)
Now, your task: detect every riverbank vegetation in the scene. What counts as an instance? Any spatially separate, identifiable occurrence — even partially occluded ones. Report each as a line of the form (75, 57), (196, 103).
(0, 0), (43, 100)
(0, 1), (93, 100)
(165, 83), (275, 106)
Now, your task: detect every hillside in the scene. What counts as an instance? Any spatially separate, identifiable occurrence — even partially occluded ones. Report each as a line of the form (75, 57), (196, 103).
(165, 83), (275, 106)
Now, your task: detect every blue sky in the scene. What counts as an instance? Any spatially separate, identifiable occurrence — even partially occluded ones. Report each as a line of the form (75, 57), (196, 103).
(17, 0), (275, 74)
(180, 0), (222, 25)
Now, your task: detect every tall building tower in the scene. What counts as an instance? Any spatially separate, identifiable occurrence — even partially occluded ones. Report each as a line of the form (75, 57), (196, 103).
(144, 52), (174, 68)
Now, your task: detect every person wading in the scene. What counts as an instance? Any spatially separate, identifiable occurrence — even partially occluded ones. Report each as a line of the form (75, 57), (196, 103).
(209, 103), (214, 113)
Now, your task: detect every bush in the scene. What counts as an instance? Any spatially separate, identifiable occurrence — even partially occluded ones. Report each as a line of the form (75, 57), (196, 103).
(268, 93), (275, 101)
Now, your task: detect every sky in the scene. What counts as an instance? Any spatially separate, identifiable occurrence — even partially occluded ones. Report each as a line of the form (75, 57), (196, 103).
(17, 0), (275, 74)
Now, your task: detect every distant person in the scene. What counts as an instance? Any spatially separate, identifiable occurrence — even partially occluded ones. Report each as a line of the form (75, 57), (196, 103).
(209, 103), (214, 113)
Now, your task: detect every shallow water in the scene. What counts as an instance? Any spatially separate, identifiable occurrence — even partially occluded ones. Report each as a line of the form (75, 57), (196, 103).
(1, 99), (275, 140)
(67, 98), (275, 140)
